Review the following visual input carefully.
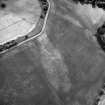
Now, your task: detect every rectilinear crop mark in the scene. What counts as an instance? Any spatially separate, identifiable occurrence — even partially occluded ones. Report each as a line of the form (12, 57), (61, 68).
(39, 33), (72, 92)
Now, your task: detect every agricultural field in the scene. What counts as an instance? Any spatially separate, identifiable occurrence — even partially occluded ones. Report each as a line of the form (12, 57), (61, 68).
(0, 0), (105, 105)
(0, 0), (49, 52)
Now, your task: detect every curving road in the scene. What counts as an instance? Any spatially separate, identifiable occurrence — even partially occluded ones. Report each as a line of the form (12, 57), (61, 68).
(0, 0), (50, 54)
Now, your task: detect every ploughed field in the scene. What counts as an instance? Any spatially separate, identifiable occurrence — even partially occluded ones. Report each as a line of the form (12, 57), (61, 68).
(0, 0), (41, 45)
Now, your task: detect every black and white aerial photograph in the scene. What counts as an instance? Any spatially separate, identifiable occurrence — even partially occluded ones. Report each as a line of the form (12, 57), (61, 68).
(0, 0), (105, 105)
